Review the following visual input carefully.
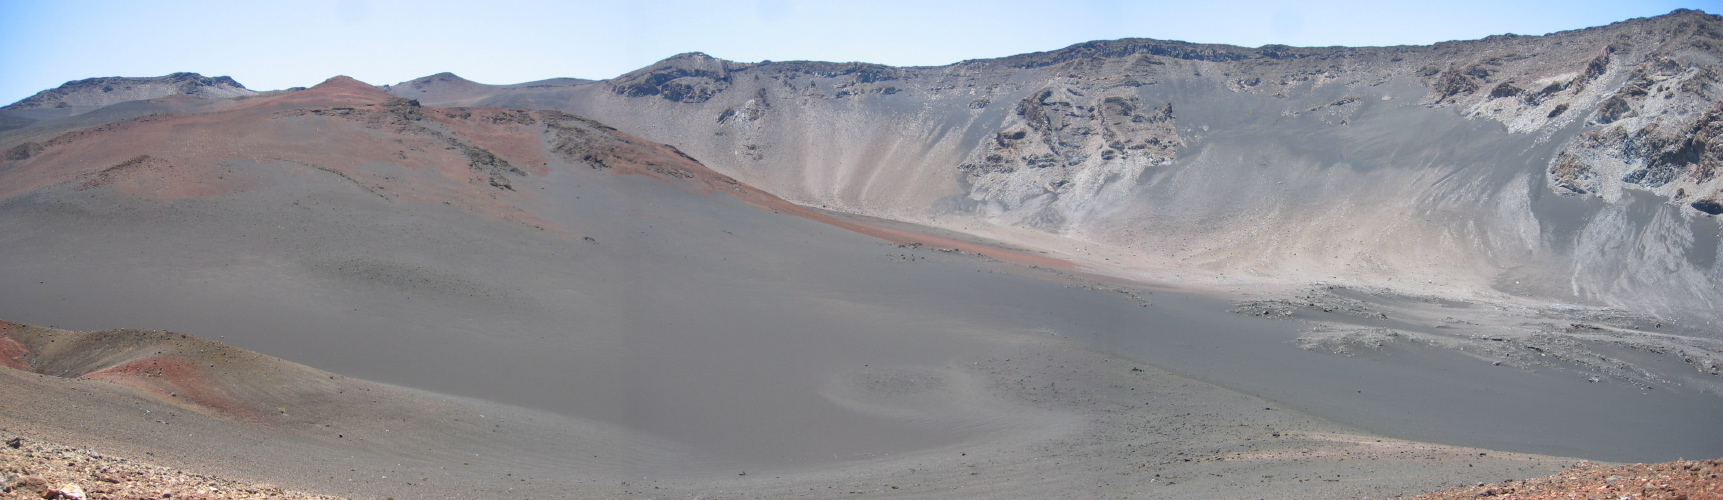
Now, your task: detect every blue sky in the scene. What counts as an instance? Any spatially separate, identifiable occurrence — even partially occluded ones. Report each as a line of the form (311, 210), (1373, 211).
(1, 0), (1715, 105)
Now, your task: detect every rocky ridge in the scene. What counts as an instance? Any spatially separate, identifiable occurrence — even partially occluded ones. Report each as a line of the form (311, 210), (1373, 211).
(643, 9), (1723, 219)
(2, 73), (254, 113)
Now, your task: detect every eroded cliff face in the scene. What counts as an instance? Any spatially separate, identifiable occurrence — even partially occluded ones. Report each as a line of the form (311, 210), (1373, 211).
(374, 10), (1723, 322)
(1411, 16), (1723, 215)
(958, 86), (1180, 229)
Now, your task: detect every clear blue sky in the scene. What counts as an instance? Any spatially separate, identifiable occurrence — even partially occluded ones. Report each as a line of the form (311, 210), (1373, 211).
(1, 0), (1715, 105)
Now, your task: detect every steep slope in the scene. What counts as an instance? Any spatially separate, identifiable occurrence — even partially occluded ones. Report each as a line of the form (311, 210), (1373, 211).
(401, 9), (1723, 324)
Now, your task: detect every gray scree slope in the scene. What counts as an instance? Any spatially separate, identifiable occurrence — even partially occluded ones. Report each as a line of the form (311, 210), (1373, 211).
(391, 9), (1723, 325)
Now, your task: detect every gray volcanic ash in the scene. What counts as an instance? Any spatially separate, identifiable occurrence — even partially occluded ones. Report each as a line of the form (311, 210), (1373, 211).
(3, 9), (1723, 500)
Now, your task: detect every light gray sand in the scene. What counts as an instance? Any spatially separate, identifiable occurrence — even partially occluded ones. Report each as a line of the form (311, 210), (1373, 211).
(0, 322), (1576, 499)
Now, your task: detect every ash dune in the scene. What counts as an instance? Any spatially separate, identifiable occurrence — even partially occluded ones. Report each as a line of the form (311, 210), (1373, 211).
(1, 9), (1722, 500)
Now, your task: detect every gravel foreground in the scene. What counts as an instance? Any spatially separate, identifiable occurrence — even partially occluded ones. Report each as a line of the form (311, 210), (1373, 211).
(3, 426), (1719, 499)
(0, 431), (337, 500)
(1409, 459), (1723, 500)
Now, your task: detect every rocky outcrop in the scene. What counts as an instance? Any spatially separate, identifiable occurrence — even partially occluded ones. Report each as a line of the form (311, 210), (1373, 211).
(609, 52), (738, 103)
(2, 72), (254, 112)
(1396, 11), (1723, 213)
(3, 141), (42, 161)
(959, 87), (1179, 227)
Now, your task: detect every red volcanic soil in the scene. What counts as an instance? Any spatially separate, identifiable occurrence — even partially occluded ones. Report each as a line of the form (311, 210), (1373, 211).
(428, 108), (551, 176)
(0, 321), (283, 422)
(234, 75), (395, 110)
(82, 356), (264, 421)
(0, 323), (26, 371)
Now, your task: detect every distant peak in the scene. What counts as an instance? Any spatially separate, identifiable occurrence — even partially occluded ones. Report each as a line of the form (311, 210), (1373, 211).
(307, 75), (387, 94)
(421, 72), (470, 82)
(647, 52), (730, 68)
(296, 75), (393, 103)
(314, 75), (372, 87)
(638, 52), (732, 73)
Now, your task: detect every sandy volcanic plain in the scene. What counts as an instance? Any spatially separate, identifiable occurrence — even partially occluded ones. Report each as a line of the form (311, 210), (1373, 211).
(3, 12), (1723, 500)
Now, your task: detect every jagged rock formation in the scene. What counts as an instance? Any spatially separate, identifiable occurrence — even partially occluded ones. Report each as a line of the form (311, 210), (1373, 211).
(1409, 17), (1723, 216)
(384, 9), (1723, 323)
(2, 72), (254, 113)
(609, 52), (743, 103)
(959, 88), (1179, 228)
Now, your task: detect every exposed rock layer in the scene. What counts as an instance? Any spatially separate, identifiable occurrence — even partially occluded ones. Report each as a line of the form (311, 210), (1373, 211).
(382, 9), (1723, 322)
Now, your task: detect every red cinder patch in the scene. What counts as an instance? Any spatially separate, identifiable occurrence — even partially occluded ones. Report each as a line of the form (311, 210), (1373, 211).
(0, 335), (28, 371)
(83, 356), (263, 421)
(432, 108), (551, 176)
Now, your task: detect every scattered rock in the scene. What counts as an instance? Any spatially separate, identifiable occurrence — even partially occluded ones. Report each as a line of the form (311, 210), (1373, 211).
(0, 431), (340, 499)
(1297, 327), (1405, 355)
(1410, 458), (1723, 499)
(50, 483), (85, 500)
(1692, 198), (1723, 215)
(3, 141), (43, 161)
